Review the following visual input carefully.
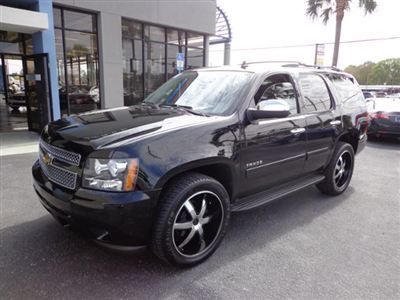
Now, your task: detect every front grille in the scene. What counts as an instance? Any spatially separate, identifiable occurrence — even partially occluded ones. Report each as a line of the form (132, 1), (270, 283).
(39, 157), (78, 190)
(40, 140), (81, 166)
(39, 140), (80, 190)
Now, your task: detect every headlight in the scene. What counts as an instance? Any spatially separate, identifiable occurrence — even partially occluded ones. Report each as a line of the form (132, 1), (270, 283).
(82, 158), (139, 192)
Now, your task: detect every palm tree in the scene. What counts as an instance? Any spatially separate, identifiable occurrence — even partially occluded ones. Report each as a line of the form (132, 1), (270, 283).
(306, 0), (377, 66)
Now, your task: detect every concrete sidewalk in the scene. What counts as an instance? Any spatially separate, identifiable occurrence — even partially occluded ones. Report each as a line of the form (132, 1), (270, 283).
(0, 131), (39, 156)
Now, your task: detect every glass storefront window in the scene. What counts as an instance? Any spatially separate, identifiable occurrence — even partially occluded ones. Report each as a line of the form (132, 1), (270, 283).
(122, 21), (142, 39)
(24, 35), (33, 55)
(187, 32), (204, 48)
(144, 42), (165, 95)
(54, 7), (100, 115)
(65, 31), (98, 86)
(121, 19), (206, 105)
(167, 44), (182, 79)
(122, 39), (143, 106)
(0, 31), (24, 54)
(122, 19), (144, 106)
(144, 25), (165, 43)
(63, 10), (96, 32)
(53, 8), (62, 28)
(167, 29), (185, 46)
(187, 48), (204, 69)
(55, 29), (67, 115)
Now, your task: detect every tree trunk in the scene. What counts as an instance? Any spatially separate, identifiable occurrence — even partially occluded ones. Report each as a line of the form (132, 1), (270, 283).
(332, 11), (344, 67)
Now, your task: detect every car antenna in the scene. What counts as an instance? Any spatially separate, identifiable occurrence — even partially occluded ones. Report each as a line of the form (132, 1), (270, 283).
(241, 61), (248, 69)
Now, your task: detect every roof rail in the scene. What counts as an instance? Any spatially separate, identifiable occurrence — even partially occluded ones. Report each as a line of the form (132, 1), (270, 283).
(282, 63), (342, 72)
(240, 60), (342, 72)
(240, 60), (303, 69)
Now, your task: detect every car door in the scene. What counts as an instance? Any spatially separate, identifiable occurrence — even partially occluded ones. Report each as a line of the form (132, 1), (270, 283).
(239, 73), (308, 197)
(296, 72), (340, 173)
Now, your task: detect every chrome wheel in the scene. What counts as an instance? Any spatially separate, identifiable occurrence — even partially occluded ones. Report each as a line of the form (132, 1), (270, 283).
(334, 150), (352, 188)
(172, 191), (224, 257)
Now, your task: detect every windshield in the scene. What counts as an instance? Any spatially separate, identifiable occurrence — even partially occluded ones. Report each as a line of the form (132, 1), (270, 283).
(143, 71), (253, 116)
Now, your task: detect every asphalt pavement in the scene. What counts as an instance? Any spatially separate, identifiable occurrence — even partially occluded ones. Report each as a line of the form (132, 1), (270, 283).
(1, 138), (399, 300)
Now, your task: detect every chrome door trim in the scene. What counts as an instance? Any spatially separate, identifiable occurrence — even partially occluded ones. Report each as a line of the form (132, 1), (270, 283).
(307, 147), (329, 156)
(254, 113), (316, 126)
(246, 153), (306, 172)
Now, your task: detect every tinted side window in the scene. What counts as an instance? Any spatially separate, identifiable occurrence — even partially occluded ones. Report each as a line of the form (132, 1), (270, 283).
(298, 73), (332, 113)
(254, 74), (298, 115)
(326, 74), (362, 103)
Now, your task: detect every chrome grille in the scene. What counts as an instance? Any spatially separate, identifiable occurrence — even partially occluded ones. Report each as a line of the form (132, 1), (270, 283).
(39, 139), (81, 166)
(39, 140), (80, 190)
(39, 157), (77, 190)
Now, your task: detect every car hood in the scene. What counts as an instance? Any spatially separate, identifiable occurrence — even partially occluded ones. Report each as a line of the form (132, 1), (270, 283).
(44, 105), (223, 150)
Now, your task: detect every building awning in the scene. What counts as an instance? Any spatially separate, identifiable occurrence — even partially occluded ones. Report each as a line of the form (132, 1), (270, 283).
(0, 5), (48, 34)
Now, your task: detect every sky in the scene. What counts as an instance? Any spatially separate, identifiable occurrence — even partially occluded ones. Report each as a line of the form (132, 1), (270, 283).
(209, 0), (400, 68)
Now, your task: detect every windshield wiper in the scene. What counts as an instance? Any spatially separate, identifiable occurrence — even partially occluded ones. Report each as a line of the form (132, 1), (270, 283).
(160, 104), (209, 117)
(141, 101), (159, 109)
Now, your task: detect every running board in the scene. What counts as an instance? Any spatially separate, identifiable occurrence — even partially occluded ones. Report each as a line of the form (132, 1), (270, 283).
(232, 175), (325, 212)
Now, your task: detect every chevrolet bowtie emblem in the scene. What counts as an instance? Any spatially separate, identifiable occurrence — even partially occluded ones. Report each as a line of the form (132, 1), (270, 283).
(42, 152), (53, 165)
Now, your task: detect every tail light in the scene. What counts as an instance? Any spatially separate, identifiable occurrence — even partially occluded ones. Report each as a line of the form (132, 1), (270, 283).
(370, 112), (389, 120)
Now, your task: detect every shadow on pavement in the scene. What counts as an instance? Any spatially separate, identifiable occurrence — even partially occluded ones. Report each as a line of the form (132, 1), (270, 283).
(0, 185), (354, 299)
(366, 135), (400, 151)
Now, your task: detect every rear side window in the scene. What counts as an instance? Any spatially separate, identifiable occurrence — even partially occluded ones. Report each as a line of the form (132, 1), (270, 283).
(326, 74), (362, 103)
(298, 73), (332, 113)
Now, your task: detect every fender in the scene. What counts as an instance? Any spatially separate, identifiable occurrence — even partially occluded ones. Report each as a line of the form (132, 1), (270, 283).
(154, 156), (239, 199)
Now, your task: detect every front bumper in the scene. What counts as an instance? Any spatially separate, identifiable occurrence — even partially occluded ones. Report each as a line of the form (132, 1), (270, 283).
(32, 160), (159, 247)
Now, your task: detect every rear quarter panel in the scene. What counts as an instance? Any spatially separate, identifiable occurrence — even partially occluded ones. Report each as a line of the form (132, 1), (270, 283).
(324, 73), (369, 152)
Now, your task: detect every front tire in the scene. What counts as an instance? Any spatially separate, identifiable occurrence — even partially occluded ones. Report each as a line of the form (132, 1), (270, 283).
(317, 142), (355, 195)
(152, 173), (230, 267)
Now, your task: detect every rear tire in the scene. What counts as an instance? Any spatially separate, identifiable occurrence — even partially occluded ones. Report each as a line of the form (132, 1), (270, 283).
(317, 142), (355, 196)
(152, 173), (230, 267)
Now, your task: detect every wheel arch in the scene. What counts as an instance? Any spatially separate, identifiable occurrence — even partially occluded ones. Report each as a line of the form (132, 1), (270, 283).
(336, 131), (359, 154)
(155, 158), (237, 202)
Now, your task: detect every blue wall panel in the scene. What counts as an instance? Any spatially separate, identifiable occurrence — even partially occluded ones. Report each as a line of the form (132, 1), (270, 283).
(32, 0), (60, 120)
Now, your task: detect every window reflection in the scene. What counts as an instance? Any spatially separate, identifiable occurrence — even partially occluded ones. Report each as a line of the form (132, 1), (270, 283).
(187, 32), (204, 48)
(63, 10), (96, 32)
(121, 19), (206, 106)
(299, 74), (332, 112)
(187, 48), (204, 70)
(0, 31), (28, 54)
(54, 7), (100, 115)
(122, 20), (144, 106)
(145, 42), (165, 96)
(77, 111), (115, 124)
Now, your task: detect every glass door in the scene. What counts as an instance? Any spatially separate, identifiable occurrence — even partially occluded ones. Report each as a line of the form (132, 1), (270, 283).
(24, 54), (52, 132)
(1, 54), (29, 132)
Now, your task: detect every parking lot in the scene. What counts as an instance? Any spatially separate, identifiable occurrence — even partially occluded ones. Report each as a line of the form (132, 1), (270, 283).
(1, 138), (399, 300)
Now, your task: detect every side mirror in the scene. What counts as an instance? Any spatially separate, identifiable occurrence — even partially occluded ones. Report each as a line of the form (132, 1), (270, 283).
(247, 99), (291, 122)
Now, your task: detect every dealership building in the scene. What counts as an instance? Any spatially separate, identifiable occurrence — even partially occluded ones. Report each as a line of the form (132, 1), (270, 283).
(0, 0), (220, 133)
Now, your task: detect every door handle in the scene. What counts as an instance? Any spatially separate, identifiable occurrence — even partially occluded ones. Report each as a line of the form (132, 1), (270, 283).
(290, 128), (306, 134)
(330, 120), (342, 126)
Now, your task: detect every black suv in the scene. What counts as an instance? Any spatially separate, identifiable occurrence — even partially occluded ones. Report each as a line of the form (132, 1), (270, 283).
(32, 63), (368, 267)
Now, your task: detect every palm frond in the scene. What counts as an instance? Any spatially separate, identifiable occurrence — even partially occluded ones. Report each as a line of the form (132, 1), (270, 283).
(306, 0), (324, 19)
(320, 7), (333, 24)
(359, 0), (378, 14)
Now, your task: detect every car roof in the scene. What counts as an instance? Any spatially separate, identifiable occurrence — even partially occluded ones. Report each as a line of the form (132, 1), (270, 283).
(196, 62), (352, 77)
